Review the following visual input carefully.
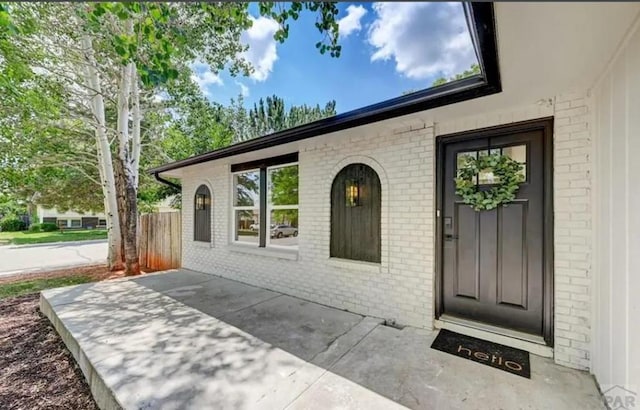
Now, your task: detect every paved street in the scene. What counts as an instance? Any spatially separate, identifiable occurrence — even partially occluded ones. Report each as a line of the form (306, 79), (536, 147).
(0, 240), (107, 276)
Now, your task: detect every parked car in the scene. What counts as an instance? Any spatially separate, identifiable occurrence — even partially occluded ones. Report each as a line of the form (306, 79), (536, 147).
(270, 224), (298, 238)
(249, 223), (259, 231)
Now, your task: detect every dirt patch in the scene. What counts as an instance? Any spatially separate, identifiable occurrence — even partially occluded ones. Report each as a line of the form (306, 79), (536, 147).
(0, 264), (161, 286)
(0, 294), (99, 409)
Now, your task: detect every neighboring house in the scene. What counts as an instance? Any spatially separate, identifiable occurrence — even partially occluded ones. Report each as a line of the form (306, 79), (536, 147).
(37, 205), (106, 229)
(150, 3), (640, 395)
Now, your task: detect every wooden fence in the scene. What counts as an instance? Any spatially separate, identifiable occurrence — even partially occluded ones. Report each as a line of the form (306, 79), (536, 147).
(138, 212), (181, 270)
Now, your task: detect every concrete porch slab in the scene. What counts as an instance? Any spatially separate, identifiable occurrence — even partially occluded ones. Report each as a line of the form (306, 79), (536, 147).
(40, 269), (604, 410)
(134, 272), (280, 317)
(330, 325), (603, 409)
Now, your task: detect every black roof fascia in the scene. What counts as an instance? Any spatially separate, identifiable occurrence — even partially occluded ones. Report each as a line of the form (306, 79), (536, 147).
(149, 2), (500, 176)
(153, 172), (181, 190)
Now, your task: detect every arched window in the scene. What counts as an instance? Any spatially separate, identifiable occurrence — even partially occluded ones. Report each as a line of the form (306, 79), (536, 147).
(194, 184), (211, 242)
(330, 164), (381, 263)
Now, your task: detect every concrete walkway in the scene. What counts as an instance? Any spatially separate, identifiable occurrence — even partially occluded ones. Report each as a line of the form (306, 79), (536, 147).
(40, 269), (604, 410)
(0, 239), (107, 277)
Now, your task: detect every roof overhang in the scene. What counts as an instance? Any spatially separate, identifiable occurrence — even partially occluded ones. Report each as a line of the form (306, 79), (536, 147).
(400, 2), (640, 125)
(149, 2), (501, 178)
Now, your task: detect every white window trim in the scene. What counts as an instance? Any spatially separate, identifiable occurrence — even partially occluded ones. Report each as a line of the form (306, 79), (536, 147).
(266, 162), (299, 250)
(230, 162), (299, 249)
(231, 168), (260, 246)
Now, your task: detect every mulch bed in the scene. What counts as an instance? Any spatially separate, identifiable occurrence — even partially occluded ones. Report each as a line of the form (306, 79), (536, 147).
(0, 293), (99, 410)
(0, 264), (160, 409)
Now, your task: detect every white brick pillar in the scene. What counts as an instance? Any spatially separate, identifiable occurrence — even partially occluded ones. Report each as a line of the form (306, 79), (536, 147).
(552, 91), (593, 370)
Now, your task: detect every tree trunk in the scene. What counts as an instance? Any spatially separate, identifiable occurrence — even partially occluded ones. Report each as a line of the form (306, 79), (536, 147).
(131, 75), (141, 189)
(115, 157), (139, 275)
(123, 172), (140, 275)
(114, 159), (127, 267)
(115, 56), (140, 276)
(131, 71), (142, 253)
(81, 34), (123, 271)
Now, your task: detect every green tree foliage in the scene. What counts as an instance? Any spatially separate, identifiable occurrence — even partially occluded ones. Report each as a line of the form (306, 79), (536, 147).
(0, 215), (26, 231)
(432, 63), (481, 87)
(234, 171), (260, 207)
(0, 2), (341, 217)
(1, 2), (343, 274)
(84, 2), (342, 88)
(239, 95), (337, 141)
(145, 91), (335, 211)
(0, 195), (26, 219)
(0, 11), (102, 213)
(270, 165), (298, 227)
(270, 166), (298, 206)
(400, 64), (481, 96)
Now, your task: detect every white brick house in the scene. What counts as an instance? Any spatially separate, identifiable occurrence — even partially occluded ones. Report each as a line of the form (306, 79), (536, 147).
(150, 3), (640, 395)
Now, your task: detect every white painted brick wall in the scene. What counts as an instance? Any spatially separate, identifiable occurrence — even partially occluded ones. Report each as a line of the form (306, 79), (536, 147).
(179, 92), (593, 371)
(181, 124), (436, 328)
(552, 92), (593, 370)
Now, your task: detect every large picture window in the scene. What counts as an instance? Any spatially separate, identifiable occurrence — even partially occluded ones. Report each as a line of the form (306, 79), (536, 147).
(231, 153), (298, 248)
(330, 163), (381, 263)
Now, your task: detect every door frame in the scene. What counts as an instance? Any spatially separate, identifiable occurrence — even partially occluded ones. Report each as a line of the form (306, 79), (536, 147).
(435, 117), (555, 346)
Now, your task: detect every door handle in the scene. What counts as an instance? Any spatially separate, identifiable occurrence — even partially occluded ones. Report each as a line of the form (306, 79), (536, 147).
(444, 234), (458, 241)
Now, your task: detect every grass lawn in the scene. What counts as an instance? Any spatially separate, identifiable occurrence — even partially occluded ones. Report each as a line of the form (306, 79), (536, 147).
(0, 276), (94, 300)
(0, 229), (107, 245)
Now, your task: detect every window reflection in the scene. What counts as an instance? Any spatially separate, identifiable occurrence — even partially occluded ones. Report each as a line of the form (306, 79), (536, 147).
(235, 210), (260, 244)
(456, 144), (527, 185)
(234, 171), (259, 207)
(268, 164), (299, 248)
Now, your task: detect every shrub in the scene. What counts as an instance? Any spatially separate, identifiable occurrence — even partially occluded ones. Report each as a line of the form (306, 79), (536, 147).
(0, 215), (26, 232)
(41, 222), (59, 232)
(28, 223), (42, 232)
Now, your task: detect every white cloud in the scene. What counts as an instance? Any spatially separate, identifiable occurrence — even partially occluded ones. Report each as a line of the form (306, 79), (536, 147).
(241, 16), (280, 82)
(236, 81), (250, 97)
(338, 5), (367, 38)
(190, 61), (223, 97)
(367, 2), (476, 80)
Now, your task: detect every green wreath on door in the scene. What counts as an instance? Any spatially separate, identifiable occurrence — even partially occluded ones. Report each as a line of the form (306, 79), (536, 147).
(455, 153), (524, 211)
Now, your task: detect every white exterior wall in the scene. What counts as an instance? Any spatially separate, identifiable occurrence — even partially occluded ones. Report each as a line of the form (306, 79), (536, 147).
(592, 18), (640, 393)
(180, 90), (596, 370)
(182, 124), (436, 328)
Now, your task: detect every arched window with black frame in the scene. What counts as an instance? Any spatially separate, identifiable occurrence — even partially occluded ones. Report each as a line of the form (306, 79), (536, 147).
(330, 163), (381, 263)
(194, 184), (211, 242)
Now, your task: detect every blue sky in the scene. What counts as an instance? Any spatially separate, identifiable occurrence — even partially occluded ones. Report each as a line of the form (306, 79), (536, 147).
(191, 2), (478, 114)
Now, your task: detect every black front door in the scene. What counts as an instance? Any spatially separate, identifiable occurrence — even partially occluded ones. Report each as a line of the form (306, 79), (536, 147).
(439, 120), (552, 338)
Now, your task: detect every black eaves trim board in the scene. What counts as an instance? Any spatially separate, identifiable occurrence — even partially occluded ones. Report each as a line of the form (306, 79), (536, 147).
(149, 2), (501, 184)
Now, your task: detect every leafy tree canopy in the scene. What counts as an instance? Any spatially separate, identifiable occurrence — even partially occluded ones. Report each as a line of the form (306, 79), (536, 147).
(432, 63), (481, 87)
(0, 2), (341, 215)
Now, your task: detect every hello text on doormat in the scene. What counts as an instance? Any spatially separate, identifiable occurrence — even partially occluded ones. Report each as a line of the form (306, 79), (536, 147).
(430, 329), (531, 378)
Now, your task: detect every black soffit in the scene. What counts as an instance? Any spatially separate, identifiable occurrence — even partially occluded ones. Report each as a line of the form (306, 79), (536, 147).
(149, 2), (501, 177)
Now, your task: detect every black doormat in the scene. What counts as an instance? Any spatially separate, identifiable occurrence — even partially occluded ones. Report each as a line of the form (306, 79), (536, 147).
(431, 329), (531, 378)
